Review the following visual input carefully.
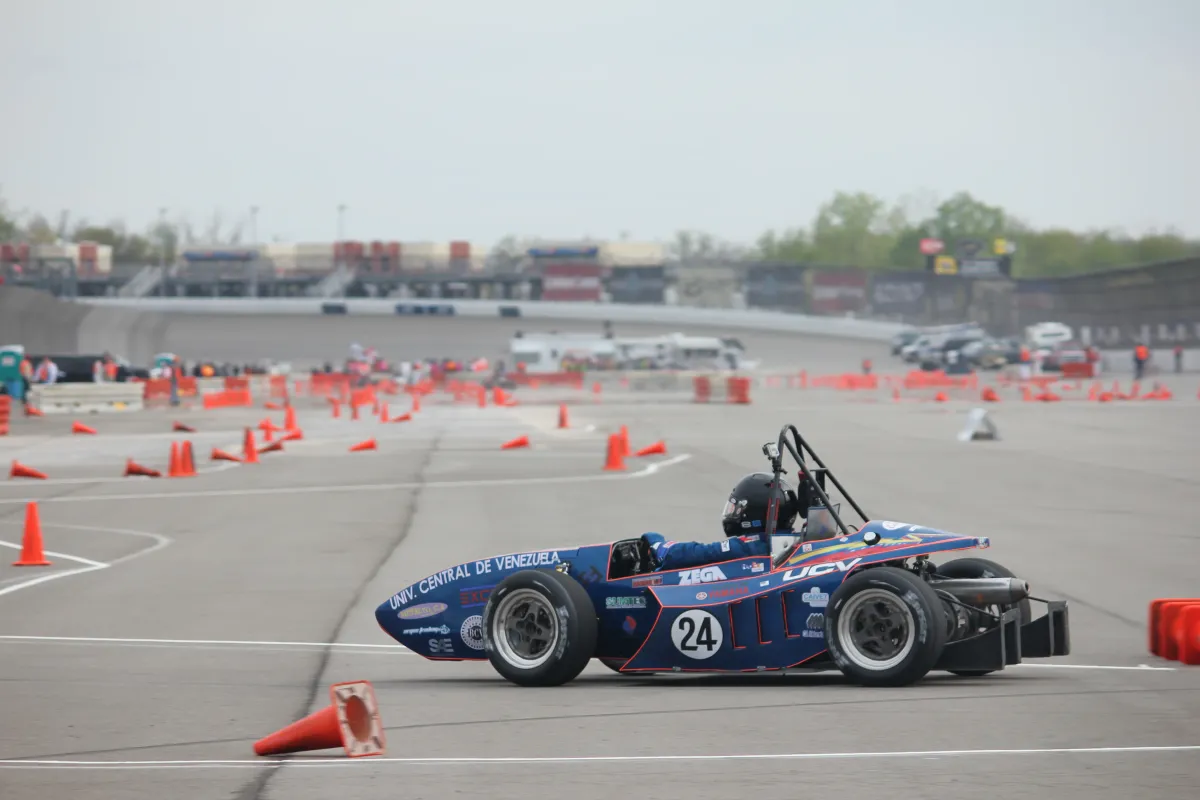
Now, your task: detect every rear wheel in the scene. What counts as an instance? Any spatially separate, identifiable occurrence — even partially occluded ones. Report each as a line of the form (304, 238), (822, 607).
(482, 569), (598, 687)
(825, 567), (947, 687)
(935, 557), (1031, 677)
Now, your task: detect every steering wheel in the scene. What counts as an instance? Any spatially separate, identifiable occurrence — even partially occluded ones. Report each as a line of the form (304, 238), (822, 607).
(611, 537), (655, 578)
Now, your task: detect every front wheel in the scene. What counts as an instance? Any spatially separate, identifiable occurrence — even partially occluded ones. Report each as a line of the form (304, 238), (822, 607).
(482, 569), (598, 687)
(825, 566), (947, 687)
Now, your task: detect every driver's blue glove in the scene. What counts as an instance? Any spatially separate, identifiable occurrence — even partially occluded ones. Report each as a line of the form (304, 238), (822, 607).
(640, 532), (669, 566)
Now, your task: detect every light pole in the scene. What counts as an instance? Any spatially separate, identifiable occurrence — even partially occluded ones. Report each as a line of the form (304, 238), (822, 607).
(249, 205), (260, 298)
(157, 207), (168, 296)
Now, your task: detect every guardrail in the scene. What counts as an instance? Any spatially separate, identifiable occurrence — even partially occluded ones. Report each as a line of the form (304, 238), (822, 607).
(72, 297), (908, 341)
(29, 383), (146, 414)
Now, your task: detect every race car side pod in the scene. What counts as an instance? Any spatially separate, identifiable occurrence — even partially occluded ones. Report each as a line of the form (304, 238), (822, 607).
(927, 577), (1030, 606)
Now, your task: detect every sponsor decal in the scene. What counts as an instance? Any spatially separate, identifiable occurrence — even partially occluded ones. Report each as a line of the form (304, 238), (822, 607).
(605, 595), (647, 610)
(679, 566), (728, 585)
(428, 637), (454, 654)
(632, 574), (663, 588)
(622, 616), (638, 634)
(459, 585), (494, 608)
(401, 625), (451, 636)
(706, 585), (749, 599)
(388, 550), (562, 606)
(804, 613), (824, 638)
(801, 543), (812, 553)
(720, 540), (731, 552)
(802, 587), (829, 608)
(460, 615), (484, 651)
(879, 521), (907, 531)
(750, 562), (765, 573)
(396, 602), (447, 620)
(696, 591), (708, 600)
(671, 609), (723, 659)
(782, 558), (862, 582)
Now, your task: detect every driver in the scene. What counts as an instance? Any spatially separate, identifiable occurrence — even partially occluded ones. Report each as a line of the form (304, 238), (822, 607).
(640, 472), (804, 572)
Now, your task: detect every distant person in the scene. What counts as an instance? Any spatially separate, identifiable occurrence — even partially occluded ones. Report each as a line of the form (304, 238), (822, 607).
(1133, 342), (1150, 380)
(33, 356), (60, 385)
(1174, 345), (1183, 374)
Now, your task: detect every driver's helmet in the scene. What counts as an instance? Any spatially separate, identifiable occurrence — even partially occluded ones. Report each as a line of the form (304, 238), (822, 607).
(721, 472), (798, 538)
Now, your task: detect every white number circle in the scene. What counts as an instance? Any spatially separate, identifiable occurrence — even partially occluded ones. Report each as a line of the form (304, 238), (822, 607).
(670, 609), (723, 660)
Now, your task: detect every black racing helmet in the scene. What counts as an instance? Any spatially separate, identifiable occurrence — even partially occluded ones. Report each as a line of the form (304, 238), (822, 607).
(722, 472), (799, 538)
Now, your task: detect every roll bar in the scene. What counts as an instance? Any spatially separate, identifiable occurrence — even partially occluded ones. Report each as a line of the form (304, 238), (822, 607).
(761, 424), (870, 539)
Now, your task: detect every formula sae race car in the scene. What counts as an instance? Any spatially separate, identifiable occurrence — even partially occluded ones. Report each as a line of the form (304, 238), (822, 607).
(376, 424), (1071, 687)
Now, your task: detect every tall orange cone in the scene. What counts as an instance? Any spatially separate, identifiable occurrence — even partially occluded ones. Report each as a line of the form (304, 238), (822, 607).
(72, 420), (97, 435)
(349, 438), (377, 452)
(501, 435), (530, 450)
(379, 402), (389, 422)
(12, 501), (52, 566)
(167, 442), (182, 477)
(10, 460), (48, 480)
(618, 425), (630, 457)
(253, 680), (385, 758)
(180, 441), (197, 476)
(243, 427), (260, 464)
(603, 434), (625, 471)
(284, 405), (298, 432)
(635, 441), (666, 457)
(412, 394), (421, 413)
(124, 458), (161, 478)
(557, 404), (569, 429)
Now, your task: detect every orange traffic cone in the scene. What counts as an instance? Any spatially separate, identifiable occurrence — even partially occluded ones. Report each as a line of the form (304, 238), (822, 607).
(603, 434), (625, 471)
(557, 404), (569, 429)
(124, 458), (161, 478)
(618, 425), (630, 457)
(981, 387), (999, 402)
(264, 401), (284, 411)
(379, 402), (389, 422)
(412, 394), (421, 413)
(72, 420), (97, 435)
(243, 428), (260, 464)
(181, 441), (197, 476)
(330, 398), (342, 419)
(11, 501), (51, 566)
(501, 435), (530, 450)
(173, 421), (196, 433)
(211, 447), (242, 463)
(282, 428), (303, 442)
(351, 404), (360, 421)
(933, 392), (949, 403)
(635, 440), (666, 457)
(284, 405), (298, 432)
(390, 412), (412, 423)
(253, 681), (385, 758)
(259, 440), (284, 454)
(25, 406), (43, 417)
(1178, 606), (1200, 665)
(10, 460), (47, 480)
(349, 438), (377, 452)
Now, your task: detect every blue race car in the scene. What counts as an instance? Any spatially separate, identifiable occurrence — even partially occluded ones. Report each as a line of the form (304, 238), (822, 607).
(376, 424), (1071, 687)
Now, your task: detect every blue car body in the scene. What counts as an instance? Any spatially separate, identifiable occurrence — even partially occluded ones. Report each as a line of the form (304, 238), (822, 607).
(375, 520), (990, 672)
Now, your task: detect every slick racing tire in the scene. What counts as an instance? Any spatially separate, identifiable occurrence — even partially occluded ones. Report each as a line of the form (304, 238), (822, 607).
(482, 569), (598, 687)
(825, 567), (947, 687)
(935, 557), (1032, 678)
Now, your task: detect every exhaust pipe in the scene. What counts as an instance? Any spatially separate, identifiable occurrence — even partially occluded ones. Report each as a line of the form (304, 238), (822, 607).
(931, 577), (1030, 606)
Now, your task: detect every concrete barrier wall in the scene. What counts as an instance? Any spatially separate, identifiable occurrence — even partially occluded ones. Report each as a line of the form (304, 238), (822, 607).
(76, 297), (910, 341)
(0, 286), (169, 362)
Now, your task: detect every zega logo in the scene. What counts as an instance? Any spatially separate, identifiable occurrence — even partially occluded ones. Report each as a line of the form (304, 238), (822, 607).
(679, 566), (728, 585)
(401, 625), (451, 636)
(396, 602), (448, 620)
(460, 615), (485, 650)
(782, 558), (862, 583)
(802, 587), (829, 607)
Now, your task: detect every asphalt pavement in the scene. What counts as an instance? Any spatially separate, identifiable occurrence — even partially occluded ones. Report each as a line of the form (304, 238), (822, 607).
(0, 317), (1197, 800)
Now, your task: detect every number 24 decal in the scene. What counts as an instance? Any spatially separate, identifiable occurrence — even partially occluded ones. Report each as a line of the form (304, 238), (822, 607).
(670, 610), (723, 660)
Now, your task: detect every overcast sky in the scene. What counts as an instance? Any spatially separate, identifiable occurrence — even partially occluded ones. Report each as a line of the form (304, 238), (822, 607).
(2, 0), (1197, 246)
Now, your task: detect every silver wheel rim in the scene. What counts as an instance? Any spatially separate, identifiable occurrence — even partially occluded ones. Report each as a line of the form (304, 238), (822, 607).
(837, 588), (916, 671)
(491, 588), (560, 670)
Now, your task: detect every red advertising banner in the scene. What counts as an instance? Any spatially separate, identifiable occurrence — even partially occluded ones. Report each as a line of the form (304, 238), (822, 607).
(541, 262), (603, 302)
(810, 269), (868, 315)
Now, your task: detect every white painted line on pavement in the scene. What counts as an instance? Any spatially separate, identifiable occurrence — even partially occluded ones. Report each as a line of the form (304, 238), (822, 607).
(0, 454), (693, 505)
(1, 744), (1197, 770)
(0, 633), (1176, 673)
(0, 523), (173, 599)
